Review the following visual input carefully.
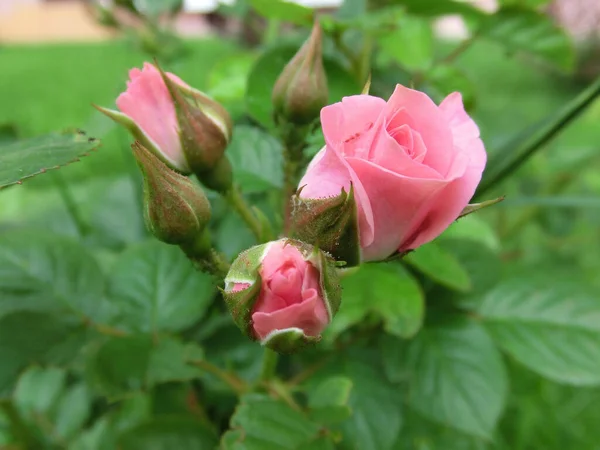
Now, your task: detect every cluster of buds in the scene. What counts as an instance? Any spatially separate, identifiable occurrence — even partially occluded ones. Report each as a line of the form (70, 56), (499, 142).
(96, 62), (233, 254)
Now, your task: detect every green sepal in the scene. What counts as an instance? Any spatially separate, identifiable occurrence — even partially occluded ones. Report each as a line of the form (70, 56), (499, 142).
(291, 185), (361, 267)
(223, 242), (274, 337)
(94, 105), (189, 173)
(156, 64), (231, 176)
(260, 327), (321, 354)
(458, 196), (505, 219)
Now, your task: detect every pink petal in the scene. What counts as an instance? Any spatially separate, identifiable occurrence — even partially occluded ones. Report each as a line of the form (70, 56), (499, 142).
(321, 95), (386, 152)
(260, 241), (304, 280)
(400, 149), (482, 251)
(299, 145), (375, 248)
(116, 63), (187, 170)
(385, 85), (455, 177)
(346, 157), (449, 261)
(252, 289), (329, 340)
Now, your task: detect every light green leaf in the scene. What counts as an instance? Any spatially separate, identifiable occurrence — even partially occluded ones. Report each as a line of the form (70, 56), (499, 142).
(390, 0), (484, 19)
(442, 215), (500, 252)
(0, 231), (106, 321)
(480, 7), (574, 71)
(117, 416), (218, 450)
(329, 264), (424, 339)
(53, 383), (92, 440)
(107, 241), (215, 334)
(307, 376), (353, 425)
(0, 131), (100, 188)
(208, 53), (257, 118)
(401, 318), (507, 438)
(246, 45), (360, 127)
(13, 366), (66, 415)
(250, 0), (314, 25)
(86, 335), (201, 398)
(424, 65), (475, 108)
(221, 393), (330, 449)
(405, 242), (472, 292)
(227, 126), (284, 193)
(476, 277), (600, 385)
(132, 0), (182, 16)
(378, 16), (433, 72)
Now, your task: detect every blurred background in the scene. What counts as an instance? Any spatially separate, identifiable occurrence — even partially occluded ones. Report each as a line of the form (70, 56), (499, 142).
(1, 0), (600, 448)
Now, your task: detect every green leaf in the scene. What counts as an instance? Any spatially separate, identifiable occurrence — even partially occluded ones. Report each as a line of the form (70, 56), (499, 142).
(0, 312), (84, 398)
(0, 131), (100, 189)
(118, 416), (218, 450)
(208, 53), (256, 119)
(221, 393), (330, 449)
(442, 215), (500, 252)
(377, 16), (433, 72)
(227, 126), (284, 193)
(400, 318), (507, 438)
(107, 241), (215, 334)
(329, 264), (424, 339)
(13, 366), (66, 415)
(246, 45), (360, 128)
(390, 0), (484, 19)
(480, 7), (574, 71)
(475, 277), (600, 385)
(476, 65), (600, 197)
(250, 0), (314, 25)
(0, 231), (106, 321)
(404, 242), (472, 292)
(307, 359), (402, 450)
(53, 383), (92, 440)
(424, 65), (475, 108)
(86, 335), (201, 398)
(307, 376), (353, 425)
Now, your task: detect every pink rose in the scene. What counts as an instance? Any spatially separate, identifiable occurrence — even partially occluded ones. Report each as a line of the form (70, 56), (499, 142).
(233, 241), (329, 341)
(116, 62), (190, 172)
(298, 85), (487, 261)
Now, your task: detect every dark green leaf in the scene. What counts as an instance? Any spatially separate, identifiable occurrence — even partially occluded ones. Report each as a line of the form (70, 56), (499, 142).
(480, 7), (574, 70)
(107, 241), (214, 334)
(477, 70), (600, 197)
(476, 277), (600, 385)
(329, 264), (424, 339)
(307, 376), (352, 425)
(250, 0), (314, 25)
(227, 126), (284, 193)
(221, 393), (329, 449)
(86, 335), (201, 398)
(405, 242), (472, 292)
(401, 318), (507, 438)
(0, 312), (84, 398)
(118, 416), (217, 450)
(0, 132), (100, 189)
(0, 231), (106, 321)
(246, 45), (360, 127)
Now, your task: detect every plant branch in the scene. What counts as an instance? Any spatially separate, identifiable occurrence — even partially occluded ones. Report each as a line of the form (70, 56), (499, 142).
(190, 360), (248, 395)
(259, 348), (279, 384)
(51, 171), (89, 237)
(225, 186), (264, 241)
(0, 400), (41, 448)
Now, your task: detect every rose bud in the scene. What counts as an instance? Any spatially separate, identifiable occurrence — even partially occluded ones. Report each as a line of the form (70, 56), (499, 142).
(222, 239), (341, 354)
(96, 62), (233, 190)
(297, 86), (487, 262)
(272, 21), (328, 126)
(132, 142), (210, 246)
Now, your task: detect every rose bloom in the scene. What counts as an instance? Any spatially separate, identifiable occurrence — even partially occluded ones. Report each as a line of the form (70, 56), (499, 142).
(116, 62), (190, 172)
(299, 85), (487, 261)
(233, 241), (329, 341)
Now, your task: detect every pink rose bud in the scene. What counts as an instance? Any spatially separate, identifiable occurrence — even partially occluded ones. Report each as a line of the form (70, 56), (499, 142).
(298, 85), (487, 262)
(132, 142), (211, 246)
(222, 239), (341, 354)
(95, 63), (233, 190)
(272, 21), (328, 126)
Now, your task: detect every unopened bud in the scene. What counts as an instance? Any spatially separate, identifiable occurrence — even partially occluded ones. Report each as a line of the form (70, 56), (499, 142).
(272, 21), (328, 126)
(222, 239), (341, 354)
(133, 142), (211, 245)
(157, 65), (233, 178)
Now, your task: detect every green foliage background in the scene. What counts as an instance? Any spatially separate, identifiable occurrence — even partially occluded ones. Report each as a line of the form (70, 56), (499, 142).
(1, 0), (600, 448)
